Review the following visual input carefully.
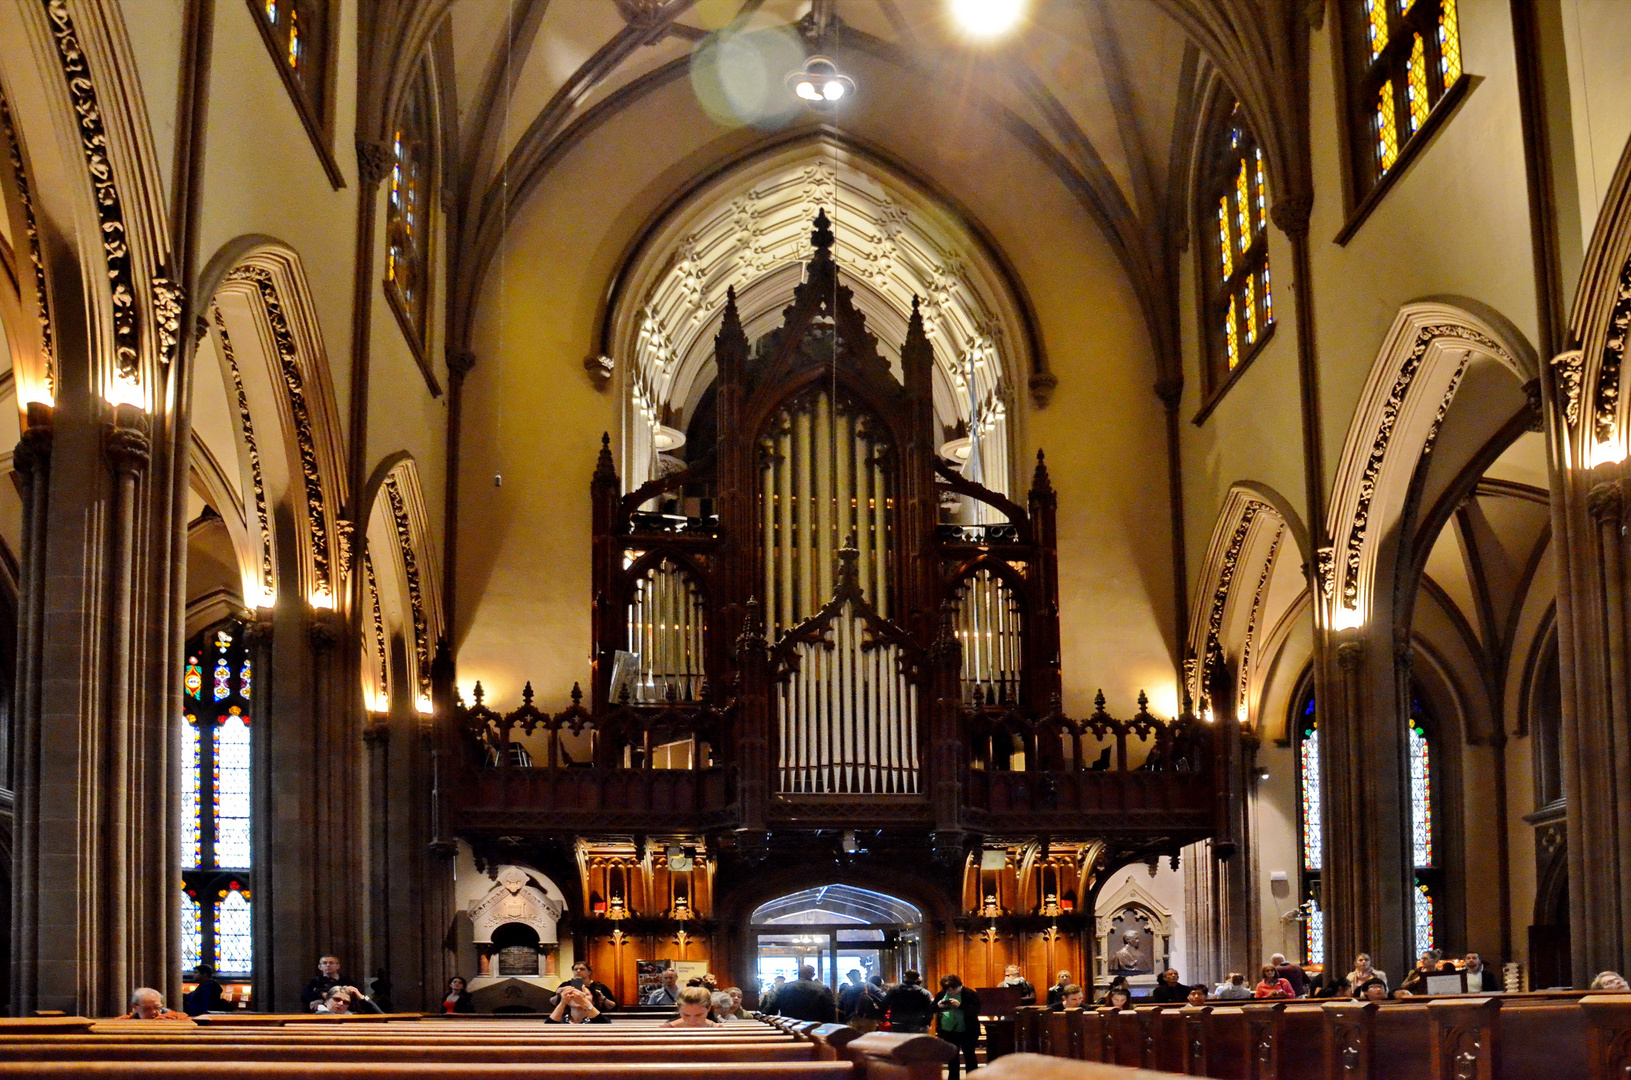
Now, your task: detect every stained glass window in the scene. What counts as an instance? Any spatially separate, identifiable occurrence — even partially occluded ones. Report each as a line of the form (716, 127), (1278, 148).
(180, 621), (253, 977)
(252, 0), (330, 124)
(1409, 694), (1439, 955)
(386, 73), (433, 349)
(1295, 684), (1324, 965)
(181, 891), (202, 973)
(1202, 101), (1274, 394)
(1345, 0), (1465, 195)
(217, 887), (253, 974)
(1414, 877), (1434, 952)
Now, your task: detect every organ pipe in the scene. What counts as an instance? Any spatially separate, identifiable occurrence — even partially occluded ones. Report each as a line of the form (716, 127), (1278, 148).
(955, 569), (1024, 704)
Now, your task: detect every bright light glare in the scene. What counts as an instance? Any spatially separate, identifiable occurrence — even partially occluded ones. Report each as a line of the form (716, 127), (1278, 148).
(949, 0), (1027, 39)
(1329, 605), (1365, 631)
(796, 80), (820, 101)
(1589, 437), (1627, 467)
(823, 80), (845, 101)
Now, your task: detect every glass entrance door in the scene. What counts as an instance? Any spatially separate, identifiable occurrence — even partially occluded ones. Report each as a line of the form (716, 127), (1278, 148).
(749, 885), (924, 999)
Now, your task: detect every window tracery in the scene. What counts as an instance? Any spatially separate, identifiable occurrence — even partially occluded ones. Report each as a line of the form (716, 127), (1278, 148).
(1342, 0), (1465, 204)
(180, 621), (254, 977)
(1199, 101), (1274, 397)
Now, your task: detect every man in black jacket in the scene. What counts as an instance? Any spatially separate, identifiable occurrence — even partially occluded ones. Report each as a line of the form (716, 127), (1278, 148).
(300, 956), (343, 1012)
(934, 975), (982, 1080)
(1463, 953), (1501, 991)
(772, 965), (836, 1022)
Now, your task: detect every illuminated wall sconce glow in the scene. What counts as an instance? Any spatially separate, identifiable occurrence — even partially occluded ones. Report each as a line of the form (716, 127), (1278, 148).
(1329, 605), (1365, 631)
(309, 590), (335, 610)
(105, 374), (146, 410)
(948, 0), (1028, 40)
(416, 696), (433, 715)
(1588, 437), (1627, 468)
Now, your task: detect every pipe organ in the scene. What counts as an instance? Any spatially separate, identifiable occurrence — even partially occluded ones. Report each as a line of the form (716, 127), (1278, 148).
(449, 212), (1236, 876)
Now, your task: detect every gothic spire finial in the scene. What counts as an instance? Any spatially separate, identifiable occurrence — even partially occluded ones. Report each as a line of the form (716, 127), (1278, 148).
(594, 432), (618, 488)
(811, 209), (835, 255)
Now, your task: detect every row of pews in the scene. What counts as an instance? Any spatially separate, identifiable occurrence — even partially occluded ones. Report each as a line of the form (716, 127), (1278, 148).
(0, 1012), (957, 1079)
(1007, 992), (1631, 1080)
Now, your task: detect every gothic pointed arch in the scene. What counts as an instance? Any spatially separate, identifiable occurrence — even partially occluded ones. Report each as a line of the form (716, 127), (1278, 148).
(1187, 484), (1309, 730)
(360, 454), (443, 712)
(201, 239), (349, 611)
(1323, 299), (1537, 630)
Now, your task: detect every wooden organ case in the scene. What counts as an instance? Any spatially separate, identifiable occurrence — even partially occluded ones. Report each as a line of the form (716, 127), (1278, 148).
(444, 215), (1240, 955)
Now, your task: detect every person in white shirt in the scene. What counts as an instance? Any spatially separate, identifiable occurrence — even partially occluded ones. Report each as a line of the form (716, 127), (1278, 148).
(1213, 972), (1253, 1000)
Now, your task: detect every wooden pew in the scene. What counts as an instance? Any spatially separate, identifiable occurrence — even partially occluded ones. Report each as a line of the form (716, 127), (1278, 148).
(1580, 993), (1631, 1080)
(976, 1050), (1190, 1079)
(0, 1064), (860, 1079)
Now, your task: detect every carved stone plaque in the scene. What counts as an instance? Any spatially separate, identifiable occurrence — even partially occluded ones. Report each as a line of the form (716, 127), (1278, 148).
(498, 945), (539, 977)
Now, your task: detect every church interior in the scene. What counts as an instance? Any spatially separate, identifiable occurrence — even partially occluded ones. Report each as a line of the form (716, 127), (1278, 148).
(5, 0), (1631, 1043)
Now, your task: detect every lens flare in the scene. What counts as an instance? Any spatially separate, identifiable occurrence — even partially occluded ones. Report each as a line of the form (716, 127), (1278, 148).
(948, 0), (1027, 40)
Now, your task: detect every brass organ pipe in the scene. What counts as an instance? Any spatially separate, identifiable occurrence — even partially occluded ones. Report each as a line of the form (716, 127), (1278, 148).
(764, 448), (776, 638)
(840, 610), (854, 792)
(816, 395), (833, 611)
(907, 683), (920, 793)
(778, 427), (793, 637)
(857, 437), (874, 604)
(873, 459), (889, 616)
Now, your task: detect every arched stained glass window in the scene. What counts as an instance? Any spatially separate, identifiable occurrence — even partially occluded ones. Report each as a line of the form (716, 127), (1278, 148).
(252, 0), (331, 118)
(1409, 694), (1439, 954)
(386, 71), (434, 360)
(1341, 0), (1465, 202)
(181, 621), (254, 979)
(1294, 681), (1324, 964)
(1199, 100), (1274, 398)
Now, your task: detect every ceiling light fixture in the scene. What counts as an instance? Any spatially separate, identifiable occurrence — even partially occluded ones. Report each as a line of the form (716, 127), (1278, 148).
(948, 0), (1027, 40)
(787, 56), (854, 109)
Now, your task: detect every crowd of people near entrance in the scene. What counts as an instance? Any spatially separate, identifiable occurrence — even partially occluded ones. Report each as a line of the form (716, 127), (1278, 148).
(113, 948), (1631, 1024)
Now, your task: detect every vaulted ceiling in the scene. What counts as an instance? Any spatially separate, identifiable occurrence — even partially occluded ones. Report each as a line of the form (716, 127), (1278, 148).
(431, 0), (1208, 371)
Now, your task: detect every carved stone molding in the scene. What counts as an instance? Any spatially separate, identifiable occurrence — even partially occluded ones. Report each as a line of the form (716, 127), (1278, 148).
(1028, 371), (1058, 409)
(226, 266), (335, 597)
(1552, 351), (1584, 430)
(243, 616), (274, 648)
(364, 552), (388, 702)
(44, 0), (140, 379)
(385, 475), (430, 694)
(151, 277), (183, 367)
(1336, 640), (1365, 671)
(1238, 525), (1283, 719)
(212, 311), (275, 601)
(1338, 324), (1498, 608)
(584, 353), (614, 389)
(1393, 638), (1415, 671)
(1207, 503), (1261, 641)
(308, 608), (344, 651)
(1269, 194), (1314, 238)
(1315, 545), (1336, 602)
(0, 95), (55, 396)
(12, 412), (54, 481)
(1593, 257), (1631, 444)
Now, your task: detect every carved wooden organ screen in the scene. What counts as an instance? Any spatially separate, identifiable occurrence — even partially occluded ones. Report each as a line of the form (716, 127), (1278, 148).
(588, 212), (1061, 813)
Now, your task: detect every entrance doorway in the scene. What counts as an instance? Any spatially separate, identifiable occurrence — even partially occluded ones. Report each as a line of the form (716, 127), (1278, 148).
(750, 885), (923, 990)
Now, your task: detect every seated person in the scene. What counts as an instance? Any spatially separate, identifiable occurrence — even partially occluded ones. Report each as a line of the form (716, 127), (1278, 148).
(711, 990), (738, 1021)
(182, 965), (224, 1016)
(1254, 965), (1294, 999)
(1592, 972), (1630, 992)
(1313, 976), (1353, 999)
(1356, 978), (1388, 1002)
(1100, 987), (1132, 1010)
(666, 985), (719, 1027)
(1186, 987), (1208, 1006)
(549, 984), (610, 1023)
(317, 986), (382, 1014)
(1214, 973), (1253, 1000)
(119, 988), (189, 1021)
(1050, 984), (1086, 1010)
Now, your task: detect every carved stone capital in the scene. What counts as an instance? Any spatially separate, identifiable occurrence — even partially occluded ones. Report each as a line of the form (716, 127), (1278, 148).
(104, 417), (151, 478)
(1393, 638), (1414, 670)
(1269, 194), (1314, 238)
(356, 138), (392, 188)
(448, 349), (477, 381)
(584, 353), (615, 389)
(244, 616), (274, 647)
(1336, 640), (1365, 671)
(1588, 479), (1624, 524)
(1028, 370), (1059, 409)
(13, 418), (54, 481)
(309, 608), (345, 651)
(1154, 376), (1184, 411)
(1524, 378), (1545, 433)
(363, 720), (391, 746)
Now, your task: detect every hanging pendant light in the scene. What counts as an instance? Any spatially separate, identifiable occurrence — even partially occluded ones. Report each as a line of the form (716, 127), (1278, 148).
(787, 56), (855, 110)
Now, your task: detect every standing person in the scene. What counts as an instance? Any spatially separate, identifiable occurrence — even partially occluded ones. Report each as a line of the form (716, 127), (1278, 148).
(837, 969), (870, 1020)
(645, 968), (681, 1006)
(1463, 953), (1501, 992)
(1150, 969), (1190, 1003)
(883, 970), (936, 1032)
(562, 961), (618, 1011)
(999, 964), (1036, 1006)
(442, 976), (474, 1014)
(771, 964), (837, 1022)
(1270, 953), (1307, 997)
(1046, 970), (1073, 1008)
(761, 975), (787, 1012)
(934, 975), (982, 1080)
(119, 988), (189, 1020)
(301, 955), (344, 1012)
(182, 965), (224, 1016)
(1253, 965), (1294, 999)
